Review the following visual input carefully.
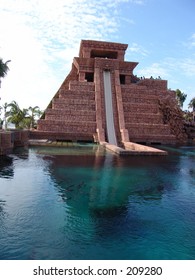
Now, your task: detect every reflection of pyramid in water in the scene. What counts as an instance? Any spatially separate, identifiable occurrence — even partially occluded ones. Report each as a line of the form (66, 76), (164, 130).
(36, 40), (179, 146)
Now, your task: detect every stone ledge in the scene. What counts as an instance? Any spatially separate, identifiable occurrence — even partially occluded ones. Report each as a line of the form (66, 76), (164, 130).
(29, 130), (95, 141)
(100, 141), (167, 155)
(52, 103), (96, 111)
(45, 108), (96, 116)
(53, 99), (95, 105)
(123, 142), (167, 155)
(45, 114), (96, 122)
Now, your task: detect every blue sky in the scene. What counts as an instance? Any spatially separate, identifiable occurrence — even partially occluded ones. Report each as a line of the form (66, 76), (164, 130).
(0, 0), (195, 111)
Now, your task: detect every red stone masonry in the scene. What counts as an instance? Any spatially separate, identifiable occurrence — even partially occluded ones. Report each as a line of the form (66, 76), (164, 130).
(0, 131), (29, 155)
(36, 39), (183, 144)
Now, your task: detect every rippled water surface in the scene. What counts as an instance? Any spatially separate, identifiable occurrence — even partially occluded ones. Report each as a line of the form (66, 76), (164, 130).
(0, 144), (195, 260)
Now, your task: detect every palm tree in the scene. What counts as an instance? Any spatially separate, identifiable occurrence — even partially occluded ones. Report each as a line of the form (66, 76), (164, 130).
(1, 102), (10, 130)
(188, 97), (195, 111)
(6, 101), (26, 129)
(27, 106), (42, 129)
(2, 101), (43, 129)
(175, 89), (187, 109)
(0, 59), (11, 88)
(188, 97), (195, 122)
(0, 105), (2, 129)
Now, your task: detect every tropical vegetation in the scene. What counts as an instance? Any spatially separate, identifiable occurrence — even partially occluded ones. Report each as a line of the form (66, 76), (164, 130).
(0, 58), (11, 87)
(0, 101), (43, 130)
(188, 97), (195, 112)
(174, 89), (194, 122)
(175, 89), (187, 109)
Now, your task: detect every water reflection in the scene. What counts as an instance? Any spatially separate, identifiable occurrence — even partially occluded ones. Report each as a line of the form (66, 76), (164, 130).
(0, 199), (6, 217)
(189, 168), (195, 178)
(0, 147), (30, 180)
(47, 149), (183, 217)
(0, 156), (14, 179)
(46, 151), (169, 244)
(48, 152), (128, 212)
(0, 145), (195, 260)
(45, 146), (195, 251)
(13, 147), (29, 160)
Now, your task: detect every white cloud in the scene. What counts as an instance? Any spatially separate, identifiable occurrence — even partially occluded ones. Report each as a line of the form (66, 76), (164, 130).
(178, 58), (195, 77)
(184, 33), (195, 49)
(126, 43), (149, 57)
(0, 9), (58, 109)
(164, 56), (195, 77)
(189, 33), (195, 47)
(136, 63), (168, 78)
(114, 0), (145, 4)
(0, 0), (138, 109)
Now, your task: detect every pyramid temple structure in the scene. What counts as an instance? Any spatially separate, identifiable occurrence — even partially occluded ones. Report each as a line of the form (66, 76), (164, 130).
(33, 40), (187, 153)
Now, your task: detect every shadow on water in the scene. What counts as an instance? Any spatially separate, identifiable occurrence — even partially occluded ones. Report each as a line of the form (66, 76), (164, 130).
(46, 150), (180, 241)
(12, 147), (30, 159)
(0, 156), (14, 179)
(47, 149), (179, 210)
(0, 147), (30, 179)
(0, 199), (6, 218)
(159, 144), (195, 156)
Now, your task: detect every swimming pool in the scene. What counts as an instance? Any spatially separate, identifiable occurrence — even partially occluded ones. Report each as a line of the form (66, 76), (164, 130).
(0, 144), (195, 259)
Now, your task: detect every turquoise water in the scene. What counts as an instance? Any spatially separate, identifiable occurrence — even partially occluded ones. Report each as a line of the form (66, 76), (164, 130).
(0, 144), (195, 260)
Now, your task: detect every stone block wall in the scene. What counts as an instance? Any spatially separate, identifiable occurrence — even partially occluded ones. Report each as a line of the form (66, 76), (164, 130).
(12, 130), (29, 146)
(121, 84), (177, 144)
(37, 80), (97, 141)
(0, 132), (13, 154)
(0, 130), (29, 155)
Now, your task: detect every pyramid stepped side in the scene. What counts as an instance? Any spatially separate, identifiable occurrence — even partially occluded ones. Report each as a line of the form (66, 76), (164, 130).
(121, 83), (177, 144)
(33, 39), (186, 145)
(36, 71), (97, 141)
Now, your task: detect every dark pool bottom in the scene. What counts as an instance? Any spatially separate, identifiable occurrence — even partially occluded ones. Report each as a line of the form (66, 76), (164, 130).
(0, 144), (195, 260)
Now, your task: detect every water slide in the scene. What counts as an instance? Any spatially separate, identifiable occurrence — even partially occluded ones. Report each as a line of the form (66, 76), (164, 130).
(102, 71), (167, 155)
(103, 71), (118, 146)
